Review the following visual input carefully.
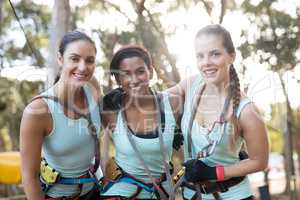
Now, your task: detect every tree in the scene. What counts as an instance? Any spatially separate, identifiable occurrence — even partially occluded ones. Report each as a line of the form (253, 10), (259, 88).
(0, 0), (4, 71)
(268, 103), (286, 153)
(239, 0), (300, 197)
(46, 0), (70, 86)
(86, 0), (183, 88)
(0, 77), (42, 150)
(0, 0), (50, 69)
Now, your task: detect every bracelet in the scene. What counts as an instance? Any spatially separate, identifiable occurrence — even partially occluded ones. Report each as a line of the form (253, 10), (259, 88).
(216, 165), (225, 181)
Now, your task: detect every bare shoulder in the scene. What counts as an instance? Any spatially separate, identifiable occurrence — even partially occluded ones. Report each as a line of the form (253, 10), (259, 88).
(238, 98), (264, 129)
(21, 98), (52, 137)
(238, 97), (268, 169)
(166, 74), (199, 97)
(23, 98), (50, 117)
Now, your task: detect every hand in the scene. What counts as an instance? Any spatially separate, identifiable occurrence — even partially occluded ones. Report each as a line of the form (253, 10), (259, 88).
(103, 88), (124, 111)
(183, 159), (218, 183)
(238, 150), (249, 160)
(172, 132), (184, 150)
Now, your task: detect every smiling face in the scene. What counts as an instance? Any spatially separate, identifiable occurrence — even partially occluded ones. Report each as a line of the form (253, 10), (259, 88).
(195, 34), (235, 86)
(58, 40), (96, 87)
(117, 56), (152, 97)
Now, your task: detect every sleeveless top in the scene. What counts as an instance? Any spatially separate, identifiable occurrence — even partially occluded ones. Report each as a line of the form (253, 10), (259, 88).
(41, 85), (101, 197)
(101, 92), (176, 199)
(181, 75), (252, 200)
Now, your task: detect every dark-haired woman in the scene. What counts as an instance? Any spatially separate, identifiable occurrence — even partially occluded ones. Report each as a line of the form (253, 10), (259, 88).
(20, 30), (102, 199)
(101, 45), (182, 199)
(168, 24), (269, 200)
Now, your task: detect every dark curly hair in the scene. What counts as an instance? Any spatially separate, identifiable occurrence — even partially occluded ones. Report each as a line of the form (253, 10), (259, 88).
(109, 45), (152, 78)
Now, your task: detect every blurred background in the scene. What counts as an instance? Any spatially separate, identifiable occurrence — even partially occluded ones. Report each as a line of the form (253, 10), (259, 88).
(0, 0), (300, 199)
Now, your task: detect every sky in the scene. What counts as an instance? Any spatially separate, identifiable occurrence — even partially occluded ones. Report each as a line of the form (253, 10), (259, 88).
(1, 0), (300, 114)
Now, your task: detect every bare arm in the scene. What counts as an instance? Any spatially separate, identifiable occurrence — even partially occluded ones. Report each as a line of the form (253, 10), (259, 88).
(166, 75), (199, 117)
(101, 127), (112, 174)
(100, 111), (117, 173)
(224, 103), (269, 178)
(167, 93), (183, 123)
(20, 100), (51, 200)
(165, 78), (186, 105)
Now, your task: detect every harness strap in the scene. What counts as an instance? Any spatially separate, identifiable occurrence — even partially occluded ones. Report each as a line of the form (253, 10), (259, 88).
(183, 176), (245, 195)
(187, 83), (206, 158)
(45, 186), (98, 200)
(130, 186), (143, 200)
(120, 90), (172, 200)
(31, 89), (101, 198)
(41, 173), (97, 199)
(155, 92), (176, 199)
(58, 177), (97, 185)
(101, 165), (168, 199)
(31, 92), (100, 173)
(186, 83), (232, 200)
(187, 83), (232, 158)
(118, 177), (155, 193)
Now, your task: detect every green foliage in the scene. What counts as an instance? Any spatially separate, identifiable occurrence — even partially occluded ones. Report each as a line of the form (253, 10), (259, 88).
(292, 107), (300, 136)
(0, 77), (42, 149)
(268, 103), (286, 130)
(80, 0), (182, 88)
(239, 3), (300, 176)
(266, 103), (286, 153)
(239, 0), (300, 71)
(267, 102), (300, 151)
(1, 0), (51, 67)
(267, 125), (283, 153)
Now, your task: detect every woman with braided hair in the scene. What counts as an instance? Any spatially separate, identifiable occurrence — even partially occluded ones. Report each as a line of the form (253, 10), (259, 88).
(168, 24), (269, 199)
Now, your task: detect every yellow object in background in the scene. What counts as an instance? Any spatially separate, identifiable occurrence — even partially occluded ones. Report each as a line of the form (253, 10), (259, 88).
(0, 151), (21, 184)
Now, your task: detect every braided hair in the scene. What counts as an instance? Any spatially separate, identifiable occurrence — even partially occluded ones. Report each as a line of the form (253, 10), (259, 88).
(196, 24), (241, 147)
(229, 64), (241, 142)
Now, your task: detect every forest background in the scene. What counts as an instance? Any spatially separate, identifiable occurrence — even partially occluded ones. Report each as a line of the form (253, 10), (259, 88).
(0, 0), (300, 199)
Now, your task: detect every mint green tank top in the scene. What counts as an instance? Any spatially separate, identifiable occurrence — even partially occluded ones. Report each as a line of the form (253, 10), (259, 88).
(101, 92), (176, 199)
(181, 75), (252, 200)
(41, 85), (101, 197)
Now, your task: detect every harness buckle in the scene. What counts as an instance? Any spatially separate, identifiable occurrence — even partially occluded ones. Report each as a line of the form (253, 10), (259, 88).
(217, 182), (229, 193)
(104, 157), (122, 183)
(201, 184), (207, 194)
(40, 159), (60, 184)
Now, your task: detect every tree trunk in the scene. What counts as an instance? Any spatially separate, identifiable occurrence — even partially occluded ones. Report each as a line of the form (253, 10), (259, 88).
(95, 30), (118, 94)
(8, 123), (18, 151)
(134, 0), (180, 87)
(219, 0), (226, 24)
(294, 134), (300, 175)
(46, 0), (70, 87)
(102, 0), (181, 86)
(277, 72), (296, 199)
(0, 0), (3, 72)
(70, 6), (79, 30)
